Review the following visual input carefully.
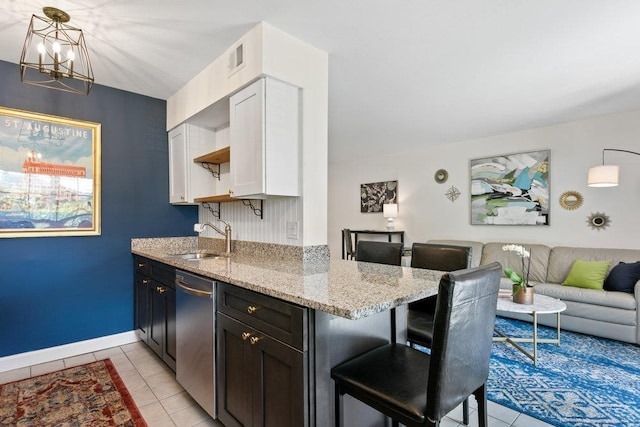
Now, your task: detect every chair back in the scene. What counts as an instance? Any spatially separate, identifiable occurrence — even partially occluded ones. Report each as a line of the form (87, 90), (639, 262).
(356, 240), (403, 266)
(426, 262), (501, 422)
(411, 243), (471, 271)
(342, 229), (355, 259)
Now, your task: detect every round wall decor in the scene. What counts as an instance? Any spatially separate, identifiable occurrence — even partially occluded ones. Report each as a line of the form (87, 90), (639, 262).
(559, 191), (583, 210)
(434, 169), (448, 184)
(586, 212), (611, 231)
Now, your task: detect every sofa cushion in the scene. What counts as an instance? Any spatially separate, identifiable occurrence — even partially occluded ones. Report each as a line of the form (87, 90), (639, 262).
(535, 283), (636, 310)
(604, 262), (640, 293)
(480, 242), (551, 283)
(547, 246), (640, 284)
(562, 259), (611, 290)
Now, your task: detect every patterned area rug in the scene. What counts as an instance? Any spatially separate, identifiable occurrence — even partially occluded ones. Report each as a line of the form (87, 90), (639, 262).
(0, 359), (147, 426)
(489, 317), (640, 427)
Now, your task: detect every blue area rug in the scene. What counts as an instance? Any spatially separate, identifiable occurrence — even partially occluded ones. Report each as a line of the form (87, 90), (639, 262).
(489, 317), (640, 427)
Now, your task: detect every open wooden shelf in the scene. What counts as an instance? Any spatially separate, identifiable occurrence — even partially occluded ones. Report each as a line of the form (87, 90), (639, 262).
(194, 194), (235, 203)
(193, 146), (230, 164)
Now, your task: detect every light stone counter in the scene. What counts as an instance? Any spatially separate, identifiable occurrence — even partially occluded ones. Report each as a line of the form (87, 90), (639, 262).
(131, 237), (441, 320)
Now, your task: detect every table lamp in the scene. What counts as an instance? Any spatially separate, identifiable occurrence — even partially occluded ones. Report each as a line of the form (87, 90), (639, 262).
(383, 203), (398, 231)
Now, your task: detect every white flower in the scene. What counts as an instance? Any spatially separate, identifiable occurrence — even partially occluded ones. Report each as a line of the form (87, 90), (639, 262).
(502, 244), (530, 259)
(502, 244), (532, 290)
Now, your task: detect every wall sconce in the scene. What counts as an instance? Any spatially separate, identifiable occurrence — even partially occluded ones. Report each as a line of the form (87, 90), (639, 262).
(19, 7), (94, 95)
(383, 203), (398, 231)
(588, 149), (640, 187)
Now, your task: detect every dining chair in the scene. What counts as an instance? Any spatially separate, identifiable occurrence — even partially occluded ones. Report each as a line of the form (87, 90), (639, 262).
(408, 243), (473, 347)
(342, 228), (355, 260)
(331, 262), (501, 427)
(356, 240), (403, 265)
(407, 242), (472, 424)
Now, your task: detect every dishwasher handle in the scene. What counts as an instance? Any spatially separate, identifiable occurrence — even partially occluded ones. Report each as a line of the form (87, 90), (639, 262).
(175, 277), (213, 298)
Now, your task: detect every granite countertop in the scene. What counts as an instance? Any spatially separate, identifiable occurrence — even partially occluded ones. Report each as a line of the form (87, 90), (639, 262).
(132, 237), (442, 320)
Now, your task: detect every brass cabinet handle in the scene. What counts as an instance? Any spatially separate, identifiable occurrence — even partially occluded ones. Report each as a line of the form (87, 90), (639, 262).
(249, 336), (262, 345)
(241, 332), (252, 341)
(247, 305), (258, 314)
(137, 263), (145, 268)
(156, 286), (165, 294)
(142, 279), (150, 284)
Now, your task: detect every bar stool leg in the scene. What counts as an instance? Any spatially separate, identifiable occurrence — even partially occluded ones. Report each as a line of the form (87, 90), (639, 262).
(473, 384), (488, 427)
(462, 398), (469, 425)
(335, 383), (343, 427)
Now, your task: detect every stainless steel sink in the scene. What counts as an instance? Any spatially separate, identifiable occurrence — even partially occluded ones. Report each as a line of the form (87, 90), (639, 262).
(168, 252), (222, 260)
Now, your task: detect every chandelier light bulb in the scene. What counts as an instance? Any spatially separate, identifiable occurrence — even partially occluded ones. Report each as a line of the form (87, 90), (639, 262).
(67, 50), (75, 61)
(37, 43), (46, 54)
(52, 42), (61, 53)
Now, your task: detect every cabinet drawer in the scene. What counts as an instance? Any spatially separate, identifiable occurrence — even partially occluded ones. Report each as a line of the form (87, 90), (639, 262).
(134, 256), (175, 288)
(217, 282), (307, 351)
(149, 260), (176, 288)
(134, 256), (151, 275)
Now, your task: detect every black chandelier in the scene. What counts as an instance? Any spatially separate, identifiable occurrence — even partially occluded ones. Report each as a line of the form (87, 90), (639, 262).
(19, 7), (94, 95)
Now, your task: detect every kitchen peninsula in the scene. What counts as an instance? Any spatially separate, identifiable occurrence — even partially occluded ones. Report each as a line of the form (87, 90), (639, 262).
(132, 237), (441, 426)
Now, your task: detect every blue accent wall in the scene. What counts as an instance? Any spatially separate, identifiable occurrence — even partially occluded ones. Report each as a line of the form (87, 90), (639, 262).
(0, 60), (197, 357)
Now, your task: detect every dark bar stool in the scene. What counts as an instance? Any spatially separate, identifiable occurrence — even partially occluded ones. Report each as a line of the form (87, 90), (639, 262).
(331, 262), (501, 427)
(356, 240), (403, 265)
(407, 243), (472, 424)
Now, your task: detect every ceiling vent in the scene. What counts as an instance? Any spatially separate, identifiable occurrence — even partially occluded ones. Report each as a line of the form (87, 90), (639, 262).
(227, 42), (245, 77)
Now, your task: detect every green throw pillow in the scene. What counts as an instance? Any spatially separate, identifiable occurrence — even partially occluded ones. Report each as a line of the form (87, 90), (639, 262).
(562, 259), (611, 290)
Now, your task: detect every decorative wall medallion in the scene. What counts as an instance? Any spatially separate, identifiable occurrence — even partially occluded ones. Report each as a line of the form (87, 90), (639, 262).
(445, 186), (461, 202)
(559, 191), (583, 210)
(434, 169), (448, 184)
(586, 212), (611, 231)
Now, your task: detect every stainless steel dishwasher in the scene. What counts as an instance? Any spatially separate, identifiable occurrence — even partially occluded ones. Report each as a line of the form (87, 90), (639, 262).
(175, 270), (216, 418)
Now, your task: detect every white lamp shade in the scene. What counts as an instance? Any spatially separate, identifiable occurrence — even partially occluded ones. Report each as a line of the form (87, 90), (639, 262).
(383, 203), (398, 218)
(588, 165), (619, 187)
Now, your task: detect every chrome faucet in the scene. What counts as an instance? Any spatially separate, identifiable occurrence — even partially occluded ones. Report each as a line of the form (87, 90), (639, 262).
(194, 220), (232, 255)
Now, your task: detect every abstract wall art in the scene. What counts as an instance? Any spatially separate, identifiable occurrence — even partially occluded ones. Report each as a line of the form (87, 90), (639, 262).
(360, 180), (397, 213)
(470, 150), (549, 225)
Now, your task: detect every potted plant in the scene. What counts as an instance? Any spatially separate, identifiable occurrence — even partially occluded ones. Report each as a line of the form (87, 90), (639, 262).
(502, 244), (534, 304)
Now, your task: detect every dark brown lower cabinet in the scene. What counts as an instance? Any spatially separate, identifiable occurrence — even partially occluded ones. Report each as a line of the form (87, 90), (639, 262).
(217, 282), (308, 427)
(134, 255), (177, 371)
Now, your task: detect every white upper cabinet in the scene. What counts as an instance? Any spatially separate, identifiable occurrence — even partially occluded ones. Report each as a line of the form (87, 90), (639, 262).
(168, 124), (216, 204)
(229, 77), (299, 199)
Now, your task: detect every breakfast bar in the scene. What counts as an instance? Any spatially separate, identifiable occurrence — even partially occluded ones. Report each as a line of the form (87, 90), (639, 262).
(132, 237), (442, 426)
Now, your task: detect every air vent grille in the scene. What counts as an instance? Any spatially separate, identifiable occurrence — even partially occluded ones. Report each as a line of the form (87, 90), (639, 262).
(228, 43), (245, 76)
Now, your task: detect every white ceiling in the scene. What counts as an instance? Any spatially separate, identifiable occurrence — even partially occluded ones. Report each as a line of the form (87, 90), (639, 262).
(3, 1), (640, 164)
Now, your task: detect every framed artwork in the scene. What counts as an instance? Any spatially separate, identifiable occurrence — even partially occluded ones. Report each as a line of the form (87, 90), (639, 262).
(0, 106), (101, 237)
(470, 150), (549, 225)
(360, 180), (397, 213)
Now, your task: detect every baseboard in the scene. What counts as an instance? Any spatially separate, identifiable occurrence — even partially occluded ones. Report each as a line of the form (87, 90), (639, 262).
(0, 331), (140, 373)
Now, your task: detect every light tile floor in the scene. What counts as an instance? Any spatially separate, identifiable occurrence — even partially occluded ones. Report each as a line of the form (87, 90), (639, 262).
(0, 342), (555, 427)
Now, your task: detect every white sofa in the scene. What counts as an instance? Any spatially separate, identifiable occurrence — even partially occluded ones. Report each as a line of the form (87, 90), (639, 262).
(428, 239), (640, 344)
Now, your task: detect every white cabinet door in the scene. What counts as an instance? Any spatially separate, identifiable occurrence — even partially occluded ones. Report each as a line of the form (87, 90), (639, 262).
(229, 78), (299, 199)
(230, 78), (264, 198)
(168, 125), (189, 204)
(168, 124), (215, 204)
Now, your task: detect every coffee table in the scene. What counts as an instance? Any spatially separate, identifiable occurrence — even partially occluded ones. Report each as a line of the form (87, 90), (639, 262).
(493, 292), (567, 365)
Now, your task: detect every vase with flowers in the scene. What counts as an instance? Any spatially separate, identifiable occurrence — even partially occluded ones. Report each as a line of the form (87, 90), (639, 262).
(502, 244), (534, 304)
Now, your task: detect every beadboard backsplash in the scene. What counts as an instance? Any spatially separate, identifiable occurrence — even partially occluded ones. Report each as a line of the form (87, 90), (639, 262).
(199, 196), (303, 245)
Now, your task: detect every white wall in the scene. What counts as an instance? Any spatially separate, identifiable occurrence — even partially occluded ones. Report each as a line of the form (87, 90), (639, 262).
(262, 23), (329, 246)
(328, 109), (640, 257)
